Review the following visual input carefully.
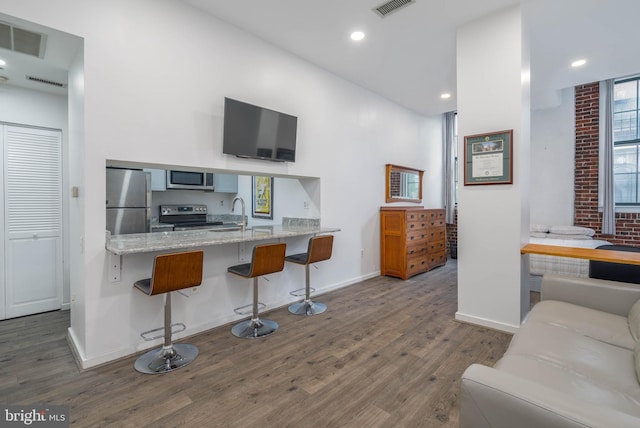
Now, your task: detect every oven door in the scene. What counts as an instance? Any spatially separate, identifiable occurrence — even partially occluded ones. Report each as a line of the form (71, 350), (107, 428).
(166, 170), (214, 190)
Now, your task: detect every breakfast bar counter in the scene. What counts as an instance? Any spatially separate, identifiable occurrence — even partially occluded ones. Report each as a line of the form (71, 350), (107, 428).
(106, 225), (340, 255)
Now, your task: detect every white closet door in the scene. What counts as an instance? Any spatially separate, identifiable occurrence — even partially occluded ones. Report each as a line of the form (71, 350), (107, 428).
(3, 125), (62, 319)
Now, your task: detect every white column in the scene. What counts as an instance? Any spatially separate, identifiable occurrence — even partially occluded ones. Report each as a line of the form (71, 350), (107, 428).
(455, 6), (530, 332)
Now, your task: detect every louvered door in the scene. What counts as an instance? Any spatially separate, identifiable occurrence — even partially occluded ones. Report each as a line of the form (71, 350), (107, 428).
(3, 125), (62, 319)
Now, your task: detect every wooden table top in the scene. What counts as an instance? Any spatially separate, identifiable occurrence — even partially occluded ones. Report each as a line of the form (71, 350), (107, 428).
(521, 243), (640, 266)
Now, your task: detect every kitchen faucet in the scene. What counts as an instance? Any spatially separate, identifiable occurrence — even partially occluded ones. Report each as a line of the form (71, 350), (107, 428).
(231, 196), (246, 232)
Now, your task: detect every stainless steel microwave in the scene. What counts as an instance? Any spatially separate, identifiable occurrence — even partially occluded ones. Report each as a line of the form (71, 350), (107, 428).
(166, 170), (214, 190)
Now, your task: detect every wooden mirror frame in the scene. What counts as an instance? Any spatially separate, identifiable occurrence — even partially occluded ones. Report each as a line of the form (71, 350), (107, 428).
(385, 164), (424, 203)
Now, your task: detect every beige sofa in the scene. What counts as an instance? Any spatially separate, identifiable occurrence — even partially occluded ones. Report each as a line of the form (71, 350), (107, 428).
(460, 275), (640, 428)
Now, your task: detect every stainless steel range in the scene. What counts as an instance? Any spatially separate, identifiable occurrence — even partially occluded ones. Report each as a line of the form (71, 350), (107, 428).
(158, 204), (223, 231)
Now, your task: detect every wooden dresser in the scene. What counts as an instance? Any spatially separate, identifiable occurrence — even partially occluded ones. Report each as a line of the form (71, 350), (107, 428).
(380, 206), (446, 280)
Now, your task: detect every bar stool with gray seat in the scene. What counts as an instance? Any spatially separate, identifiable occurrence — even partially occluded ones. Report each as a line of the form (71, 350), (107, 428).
(228, 242), (286, 338)
(133, 250), (204, 374)
(287, 234), (334, 316)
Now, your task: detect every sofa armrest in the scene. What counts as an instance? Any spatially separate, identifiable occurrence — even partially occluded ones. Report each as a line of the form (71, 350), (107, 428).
(541, 274), (640, 316)
(461, 364), (640, 428)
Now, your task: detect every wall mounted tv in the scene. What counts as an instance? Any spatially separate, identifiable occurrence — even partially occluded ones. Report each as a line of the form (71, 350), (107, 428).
(222, 97), (298, 162)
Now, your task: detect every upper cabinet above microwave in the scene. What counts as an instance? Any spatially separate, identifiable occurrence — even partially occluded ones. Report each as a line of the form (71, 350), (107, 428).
(213, 173), (238, 193)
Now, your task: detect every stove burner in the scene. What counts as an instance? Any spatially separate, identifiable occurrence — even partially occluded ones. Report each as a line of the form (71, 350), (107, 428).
(159, 204), (223, 230)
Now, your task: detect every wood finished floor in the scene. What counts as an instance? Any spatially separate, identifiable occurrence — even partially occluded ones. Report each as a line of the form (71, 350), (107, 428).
(0, 261), (517, 427)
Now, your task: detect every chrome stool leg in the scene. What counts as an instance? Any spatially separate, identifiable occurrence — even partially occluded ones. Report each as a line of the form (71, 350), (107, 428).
(288, 264), (327, 316)
(232, 277), (278, 338)
(135, 293), (199, 374)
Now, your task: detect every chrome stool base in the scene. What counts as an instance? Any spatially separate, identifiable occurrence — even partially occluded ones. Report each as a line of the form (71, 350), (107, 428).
(231, 318), (278, 339)
(288, 300), (327, 316)
(134, 343), (198, 374)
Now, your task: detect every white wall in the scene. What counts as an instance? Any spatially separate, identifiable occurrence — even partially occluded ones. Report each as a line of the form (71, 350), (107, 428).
(0, 85), (71, 307)
(530, 87), (575, 226)
(456, 6), (530, 333)
(0, 0), (444, 367)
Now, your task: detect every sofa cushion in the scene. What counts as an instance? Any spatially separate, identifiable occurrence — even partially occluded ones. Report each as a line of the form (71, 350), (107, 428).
(629, 298), (640, 342)
(500, 321), (640, 401)
(497, 354), (640, 418)
(527, 300), (635, 350)
(635, 341), (640, 384)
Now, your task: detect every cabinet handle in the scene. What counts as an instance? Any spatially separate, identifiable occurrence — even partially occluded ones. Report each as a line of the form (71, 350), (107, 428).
(410, 224), (415, 228)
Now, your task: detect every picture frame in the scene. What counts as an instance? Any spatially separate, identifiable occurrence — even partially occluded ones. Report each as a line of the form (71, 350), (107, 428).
(463, 129), (513, 185)
(252, 176), (273, 219)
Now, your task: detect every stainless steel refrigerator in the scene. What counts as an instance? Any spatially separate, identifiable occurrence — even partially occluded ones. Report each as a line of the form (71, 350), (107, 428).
(106, 168), (151, 235)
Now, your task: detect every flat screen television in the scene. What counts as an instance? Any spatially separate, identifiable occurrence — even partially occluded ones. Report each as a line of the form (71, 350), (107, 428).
(222, 97), (298, 162)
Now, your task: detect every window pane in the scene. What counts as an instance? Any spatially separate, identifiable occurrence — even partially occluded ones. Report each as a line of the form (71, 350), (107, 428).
(614, 110), (638, 141)
(614, 80), (638, 113)
(614, 145), (639, 203)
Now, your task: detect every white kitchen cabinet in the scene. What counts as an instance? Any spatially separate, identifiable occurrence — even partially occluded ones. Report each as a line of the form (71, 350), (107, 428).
(214, 173), (238, 193)
(143, 168), (166, 191)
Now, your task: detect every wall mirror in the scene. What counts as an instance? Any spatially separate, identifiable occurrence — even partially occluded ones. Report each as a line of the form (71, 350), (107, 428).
(385, 164), (424, 203)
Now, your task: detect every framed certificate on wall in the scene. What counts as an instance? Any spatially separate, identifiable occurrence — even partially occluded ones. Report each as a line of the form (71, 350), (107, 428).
(464, 129), (513, 185)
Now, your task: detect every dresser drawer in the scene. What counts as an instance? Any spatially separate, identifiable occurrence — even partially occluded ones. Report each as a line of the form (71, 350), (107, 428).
(407, 229), (429, 243)
(407, 243), (428, 258)
(428, 252), (446, 269)
(427, 210), (445, 221)
(427, 241), (446, 254)
(406, 210), (428, 222)
(406, 220), (428, 231)
(429, 218), (446, 228)
(427, 227), (446, 242)
(407, 257), (429, 276)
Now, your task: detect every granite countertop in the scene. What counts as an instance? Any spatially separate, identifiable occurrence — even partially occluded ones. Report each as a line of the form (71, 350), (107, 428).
(106, 225), (340, 255)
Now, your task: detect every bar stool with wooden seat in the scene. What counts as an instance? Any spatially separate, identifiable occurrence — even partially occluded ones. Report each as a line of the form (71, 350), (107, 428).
(287, 234), (334, 316)
(133, 250), (204, 374)
(228, 242), (286, 339)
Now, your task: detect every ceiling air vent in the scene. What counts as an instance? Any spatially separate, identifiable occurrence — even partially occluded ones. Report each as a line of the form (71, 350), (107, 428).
(0, 21), (47, 58)
(25, 75), (67, 88)
(373, 0), (416, 18)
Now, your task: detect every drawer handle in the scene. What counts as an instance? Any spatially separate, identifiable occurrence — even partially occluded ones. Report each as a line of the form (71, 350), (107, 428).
(410, 223), (415, 228)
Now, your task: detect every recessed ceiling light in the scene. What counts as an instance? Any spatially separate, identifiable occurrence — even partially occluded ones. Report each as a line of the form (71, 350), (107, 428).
(350, 31), (365, 41)
(571, 59), (587, 68)
(440, 93), (451, 99)
(0, 59), (6, 67)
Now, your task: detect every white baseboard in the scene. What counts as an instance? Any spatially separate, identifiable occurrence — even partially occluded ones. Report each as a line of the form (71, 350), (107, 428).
(454, 311), (520, 334)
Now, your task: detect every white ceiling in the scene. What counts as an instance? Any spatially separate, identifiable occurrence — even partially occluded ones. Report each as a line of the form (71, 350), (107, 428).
(0, 13), (81, 96)
(1, 0), (640, 114)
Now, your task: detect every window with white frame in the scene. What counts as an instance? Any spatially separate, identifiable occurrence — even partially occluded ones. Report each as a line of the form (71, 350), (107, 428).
(614, 76), (640, 205)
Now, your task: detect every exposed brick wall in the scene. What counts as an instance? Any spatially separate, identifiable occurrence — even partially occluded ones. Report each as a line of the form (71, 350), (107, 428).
(574, 83), (601, 231)
(574, 83), (640, 246)
(447, 207), (457, 258)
